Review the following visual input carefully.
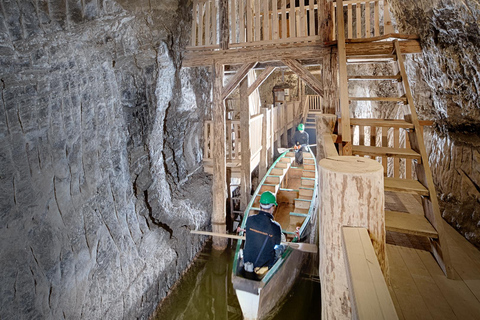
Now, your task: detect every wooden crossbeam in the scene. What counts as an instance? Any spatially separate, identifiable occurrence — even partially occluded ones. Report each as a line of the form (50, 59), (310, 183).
(222, 62), (256, 100)
(281, 59), (324, 97)
(246, 66), (276, 96)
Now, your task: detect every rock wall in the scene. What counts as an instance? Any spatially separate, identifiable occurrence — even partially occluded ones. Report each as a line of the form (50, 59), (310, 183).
(388, 0), (480, 246)
(0, 0), (212, 319)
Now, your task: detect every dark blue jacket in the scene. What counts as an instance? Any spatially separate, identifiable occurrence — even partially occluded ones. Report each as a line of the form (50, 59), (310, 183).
(291, 130), (309, 147)
(244, 211), (282, 269)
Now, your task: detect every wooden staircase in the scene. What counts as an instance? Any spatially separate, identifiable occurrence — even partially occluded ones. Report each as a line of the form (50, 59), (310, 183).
(345, 40), (454, 278)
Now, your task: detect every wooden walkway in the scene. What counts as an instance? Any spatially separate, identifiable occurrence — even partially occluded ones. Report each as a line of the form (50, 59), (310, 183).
(385, 193), (480, 320)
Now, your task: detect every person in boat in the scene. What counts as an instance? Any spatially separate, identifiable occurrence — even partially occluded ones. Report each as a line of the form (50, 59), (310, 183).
(243, 191), (285, 276)
(291, 123), (309, 165)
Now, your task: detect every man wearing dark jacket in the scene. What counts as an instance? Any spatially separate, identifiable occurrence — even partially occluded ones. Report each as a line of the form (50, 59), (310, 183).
(243, 191), (283, 271)
(291, 123), (309, 165)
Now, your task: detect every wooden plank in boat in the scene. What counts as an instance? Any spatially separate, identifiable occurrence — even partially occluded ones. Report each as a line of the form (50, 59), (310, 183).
(303, 170), (315, 178)
(301, 178), (315, 187)
(271, 168), (286, 176)
(295, 198), (311, 209)
(299, 187), (314, 197)
(260, 183), (279, 194)
(265, 175), (281, 184)
(304, 158), (315, 164)
(304, 164), (315, 171)
(280, 157), (294, 163)
(276, 162), (289, 169)
(277, 188), (300, 204)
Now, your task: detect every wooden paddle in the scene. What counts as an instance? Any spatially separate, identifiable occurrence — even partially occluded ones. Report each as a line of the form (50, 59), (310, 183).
(191, 230), (318, 253)
(277, 143), (317, 154)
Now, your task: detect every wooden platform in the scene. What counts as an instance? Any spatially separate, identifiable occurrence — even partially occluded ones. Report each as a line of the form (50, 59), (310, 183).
(385, 193), (480, 320)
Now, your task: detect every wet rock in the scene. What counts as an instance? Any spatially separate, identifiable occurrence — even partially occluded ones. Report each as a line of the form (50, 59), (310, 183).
(0, 0), (212, 319)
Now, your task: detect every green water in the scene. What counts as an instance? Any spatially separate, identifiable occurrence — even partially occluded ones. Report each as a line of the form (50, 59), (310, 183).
(154, 241), (321, 320)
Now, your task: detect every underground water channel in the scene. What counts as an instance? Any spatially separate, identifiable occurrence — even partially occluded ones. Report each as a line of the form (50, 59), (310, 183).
(153, 240), (321, 320)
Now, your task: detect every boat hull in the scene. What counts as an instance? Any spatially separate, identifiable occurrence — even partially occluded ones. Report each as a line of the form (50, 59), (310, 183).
(233, 248), (305, 320)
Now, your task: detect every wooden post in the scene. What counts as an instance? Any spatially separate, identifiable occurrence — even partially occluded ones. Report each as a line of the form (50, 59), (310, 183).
(239, 78), (251, 210)
(259, 107), (269, 179)
(319, 0), (333, 43)
(316, 114), (338, 160)
(336, 0), (352, 155)
(282, 103), (288, 147)
(322, 49), (338, 114)
(318, 156), (386, 319)
(212, 61), (228, 250)
(219, 0), (229, 50)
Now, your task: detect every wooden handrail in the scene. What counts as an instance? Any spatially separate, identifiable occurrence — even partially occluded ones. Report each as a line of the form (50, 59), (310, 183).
(343, 227), (399, 320)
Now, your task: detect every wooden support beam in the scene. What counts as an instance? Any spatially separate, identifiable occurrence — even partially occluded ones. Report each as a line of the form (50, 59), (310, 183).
(246, 66), (276, 96)
(239, 78), (251, 210)
(222, 62), (256, 100)
(184, 44), (331, 67)
(322, 48), (339, 114)
(259, 107), (269, 180)
(336, 0), (352, 152)
(281, 59), (324, 97)
(212, 61), (228, 250)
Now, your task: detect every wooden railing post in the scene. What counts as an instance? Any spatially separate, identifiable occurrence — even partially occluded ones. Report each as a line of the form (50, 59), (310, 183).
(219, 0), (229, 49)
(212, 61), (227, 250)
(239, 78), (251, 210)
(336, 0), (352, 155)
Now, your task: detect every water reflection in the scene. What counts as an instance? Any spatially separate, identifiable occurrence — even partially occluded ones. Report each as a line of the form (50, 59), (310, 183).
(154, 240), (320, 320)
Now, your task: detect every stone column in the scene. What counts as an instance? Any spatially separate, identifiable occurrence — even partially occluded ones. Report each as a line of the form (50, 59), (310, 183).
(318, 156), (385, 320)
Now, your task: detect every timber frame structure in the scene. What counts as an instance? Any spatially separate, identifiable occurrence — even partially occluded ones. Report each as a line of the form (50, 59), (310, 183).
(186, 1), (458, 314)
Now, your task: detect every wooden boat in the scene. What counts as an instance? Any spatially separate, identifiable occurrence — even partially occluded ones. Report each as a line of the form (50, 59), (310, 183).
(231, 149), (318, 320)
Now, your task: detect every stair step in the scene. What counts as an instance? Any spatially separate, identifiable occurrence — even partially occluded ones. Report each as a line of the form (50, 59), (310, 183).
(350, 118), (414, 129)
(346, 54), (396, 63)
(352, 145), (421, 159)
(271, 168), (286, 176)
(285, 152), (296, 157)
(350, 96), (407, 103)
(384, 177), (429, 196)
(348, 73), (402, 81)
(386, 210), (438, 238)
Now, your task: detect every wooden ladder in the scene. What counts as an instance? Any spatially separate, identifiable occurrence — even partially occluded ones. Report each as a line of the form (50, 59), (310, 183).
(345, 40), (454, 278)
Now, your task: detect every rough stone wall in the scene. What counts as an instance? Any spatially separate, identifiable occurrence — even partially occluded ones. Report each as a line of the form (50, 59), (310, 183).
(388, 0), (480, 246)
(0, 1), (212, 319)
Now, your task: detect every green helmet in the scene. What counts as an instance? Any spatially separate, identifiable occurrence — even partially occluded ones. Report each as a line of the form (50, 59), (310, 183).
(259, 191), (277, 206)
(297, 123), (304, 131)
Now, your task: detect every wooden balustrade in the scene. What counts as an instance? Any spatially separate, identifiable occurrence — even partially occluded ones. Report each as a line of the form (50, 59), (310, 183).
(306, 94), (322, 111)
(190, 0), (323, 49)
(351, 122), (417, 179)
(332, 0), (394, 41)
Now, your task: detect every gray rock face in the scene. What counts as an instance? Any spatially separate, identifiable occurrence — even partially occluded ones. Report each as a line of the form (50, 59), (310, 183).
(388, 0), (480, 246)
(0, 0), (212, 319)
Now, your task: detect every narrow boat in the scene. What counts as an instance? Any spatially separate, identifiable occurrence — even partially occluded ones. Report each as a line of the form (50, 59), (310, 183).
(232, 149), (318, 320)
